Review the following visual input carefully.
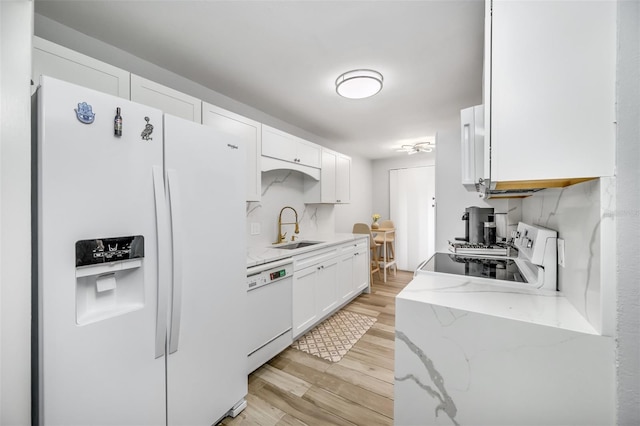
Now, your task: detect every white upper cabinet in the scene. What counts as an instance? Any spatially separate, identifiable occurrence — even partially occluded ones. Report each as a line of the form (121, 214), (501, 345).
(261, 125), (321, 172)
(130, 75), (202, 123)
(32, 37), (130, 98)
(335, 153), (351, 203)
(305, 148), (351, 204)
(202, 102), (261, 201)
(484, 0), (616, 188)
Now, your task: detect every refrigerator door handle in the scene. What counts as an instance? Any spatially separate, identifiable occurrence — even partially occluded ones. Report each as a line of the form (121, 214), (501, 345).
(153, 166), (169, 358)
(167, 169), (183, 354)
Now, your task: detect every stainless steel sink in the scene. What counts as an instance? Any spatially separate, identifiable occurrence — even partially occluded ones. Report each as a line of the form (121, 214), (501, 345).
(271, 241), (323, 250)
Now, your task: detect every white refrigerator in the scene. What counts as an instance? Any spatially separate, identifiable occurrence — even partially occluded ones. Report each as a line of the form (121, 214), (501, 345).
(34, 76), (247, 425)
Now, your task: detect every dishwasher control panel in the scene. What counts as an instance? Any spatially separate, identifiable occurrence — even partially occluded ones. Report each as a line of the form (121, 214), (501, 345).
(247, 261), (293, 291)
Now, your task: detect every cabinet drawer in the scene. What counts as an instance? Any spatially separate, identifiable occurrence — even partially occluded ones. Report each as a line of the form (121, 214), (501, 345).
(294, 247), (338, 271)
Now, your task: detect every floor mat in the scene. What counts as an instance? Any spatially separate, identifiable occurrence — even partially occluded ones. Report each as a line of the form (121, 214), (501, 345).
(291, 310), (377, 362)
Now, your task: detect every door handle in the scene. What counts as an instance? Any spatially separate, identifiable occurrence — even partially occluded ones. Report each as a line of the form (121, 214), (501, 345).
(167, 169), (184, 354)
(152, 166), (169, 359)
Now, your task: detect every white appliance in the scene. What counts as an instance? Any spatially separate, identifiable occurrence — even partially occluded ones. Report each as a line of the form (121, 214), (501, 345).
(34, 76), (247, 425)
(416, 222), (558, 291)
(246, 259), (293, 373)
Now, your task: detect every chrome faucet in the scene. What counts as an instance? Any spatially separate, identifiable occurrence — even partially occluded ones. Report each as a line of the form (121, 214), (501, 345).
(274, 206), (300, 244)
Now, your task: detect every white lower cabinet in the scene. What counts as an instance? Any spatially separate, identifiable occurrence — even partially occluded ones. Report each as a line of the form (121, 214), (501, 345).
(292, 238), (369, 339)
(338, 240), (369, 304)
(292, 256), (338, 339)
(316, 257), (339, 318)
(338, 248), (355, 304)
(353, 240), (369, 292)
(291, 264), (318, 341)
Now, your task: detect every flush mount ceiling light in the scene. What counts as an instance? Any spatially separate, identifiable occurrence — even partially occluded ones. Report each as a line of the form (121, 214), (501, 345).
(396, 141), (436, 155)
(335, 69), (383, 99)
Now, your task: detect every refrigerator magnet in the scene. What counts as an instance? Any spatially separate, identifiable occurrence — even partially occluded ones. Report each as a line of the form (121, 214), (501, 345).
(141, 117), (154, 141)
(114, 107), (123, 137)
(75, 102), (95, 124)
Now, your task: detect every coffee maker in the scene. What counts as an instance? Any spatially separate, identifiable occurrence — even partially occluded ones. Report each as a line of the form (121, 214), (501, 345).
(461, 206), (494, 245)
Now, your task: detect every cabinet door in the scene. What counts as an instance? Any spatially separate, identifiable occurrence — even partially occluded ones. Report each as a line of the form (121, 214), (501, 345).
(296, 139), (321, 169)
(316, 258), (339, 318)
(262, 125), (298, 163)
(335, 154), (351, 204)
(262, 125), (321, 168)
(353, 243), (369, 292)
(33, 37), (130, 98)
(202, 103), (261, 201)
(487, 0), (615, 182)
(320, 150), (337, 202)
(337, 251), (355, 304)
(292, 266), (318, 338)
(130, 74), (202, 123)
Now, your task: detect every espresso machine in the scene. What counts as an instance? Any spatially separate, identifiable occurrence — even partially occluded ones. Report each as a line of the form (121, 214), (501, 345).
(460, 206), (494, 245)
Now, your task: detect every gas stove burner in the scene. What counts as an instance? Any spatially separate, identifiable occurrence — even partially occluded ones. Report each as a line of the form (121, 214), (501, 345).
(448, 240), (510, 256)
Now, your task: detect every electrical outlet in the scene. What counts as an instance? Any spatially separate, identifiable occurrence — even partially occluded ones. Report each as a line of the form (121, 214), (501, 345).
(557, 238), (565, 267)
(250, 222), (260, 235)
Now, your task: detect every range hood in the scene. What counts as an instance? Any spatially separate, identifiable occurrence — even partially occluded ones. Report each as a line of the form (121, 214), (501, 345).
(479, 177), (596, 199)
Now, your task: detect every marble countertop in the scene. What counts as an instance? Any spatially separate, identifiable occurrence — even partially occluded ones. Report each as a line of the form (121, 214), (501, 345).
(247, 233), (365, 268)
(399, 272), (599, 335)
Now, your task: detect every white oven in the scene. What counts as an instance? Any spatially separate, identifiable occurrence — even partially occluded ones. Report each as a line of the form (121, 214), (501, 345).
(416, 222), (558, 291)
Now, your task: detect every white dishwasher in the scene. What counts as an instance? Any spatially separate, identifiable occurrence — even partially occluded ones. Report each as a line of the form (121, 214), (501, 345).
(246, 258), (293, 374)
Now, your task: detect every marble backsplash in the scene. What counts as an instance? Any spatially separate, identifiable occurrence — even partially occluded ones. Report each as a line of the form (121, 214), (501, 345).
(246, 170), (335, 248)
(522, 177), (616, 335)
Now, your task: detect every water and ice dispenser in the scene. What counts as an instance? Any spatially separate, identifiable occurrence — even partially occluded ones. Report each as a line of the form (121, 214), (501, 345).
(75, 235), (145, 325)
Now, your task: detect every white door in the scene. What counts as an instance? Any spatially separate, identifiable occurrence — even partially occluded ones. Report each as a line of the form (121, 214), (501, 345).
(163, 115), (247, 425)
(390, 166), (436, 271)
(37, 76), (165, 425)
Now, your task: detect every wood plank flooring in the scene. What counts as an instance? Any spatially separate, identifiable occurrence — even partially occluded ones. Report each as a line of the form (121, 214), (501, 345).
(220, 269), (414, 426)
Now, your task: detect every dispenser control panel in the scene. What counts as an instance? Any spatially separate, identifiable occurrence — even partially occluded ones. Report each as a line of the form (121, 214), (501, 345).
(76, 235), (144, 267)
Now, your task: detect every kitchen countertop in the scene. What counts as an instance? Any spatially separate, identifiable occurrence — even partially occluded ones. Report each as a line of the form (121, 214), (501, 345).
(247, 233), (366, 268)
(399, 272), (599, 335)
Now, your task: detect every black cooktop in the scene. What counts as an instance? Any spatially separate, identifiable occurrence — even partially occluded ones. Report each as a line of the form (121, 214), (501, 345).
(419, 252), (527, 283)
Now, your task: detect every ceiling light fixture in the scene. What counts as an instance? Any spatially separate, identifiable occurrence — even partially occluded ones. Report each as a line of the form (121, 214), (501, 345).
(396, 141), (436, 155)
(335, 69), (383, 99)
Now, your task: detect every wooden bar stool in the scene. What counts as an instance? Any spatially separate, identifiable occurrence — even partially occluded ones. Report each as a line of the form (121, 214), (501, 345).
(374, 220), (395, 260)
(352, 223), (382, 282)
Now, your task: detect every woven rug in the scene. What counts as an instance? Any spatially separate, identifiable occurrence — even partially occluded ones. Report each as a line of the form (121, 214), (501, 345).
(291, 310), (377, 362)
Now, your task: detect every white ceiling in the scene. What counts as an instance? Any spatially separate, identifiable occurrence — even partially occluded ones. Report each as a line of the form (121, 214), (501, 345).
(34, 0), (485, 160)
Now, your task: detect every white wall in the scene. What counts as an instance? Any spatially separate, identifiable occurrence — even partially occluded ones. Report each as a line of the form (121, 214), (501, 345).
(371, 151), (435, 222)
(615, 1), (640, 422)
(0, 2), (33, 425)
(247, 170), (335, 246)
(433, 119), (508, 251)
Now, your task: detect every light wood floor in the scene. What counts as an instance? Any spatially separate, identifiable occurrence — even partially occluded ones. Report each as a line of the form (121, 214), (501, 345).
(220, 269), (414, 426)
